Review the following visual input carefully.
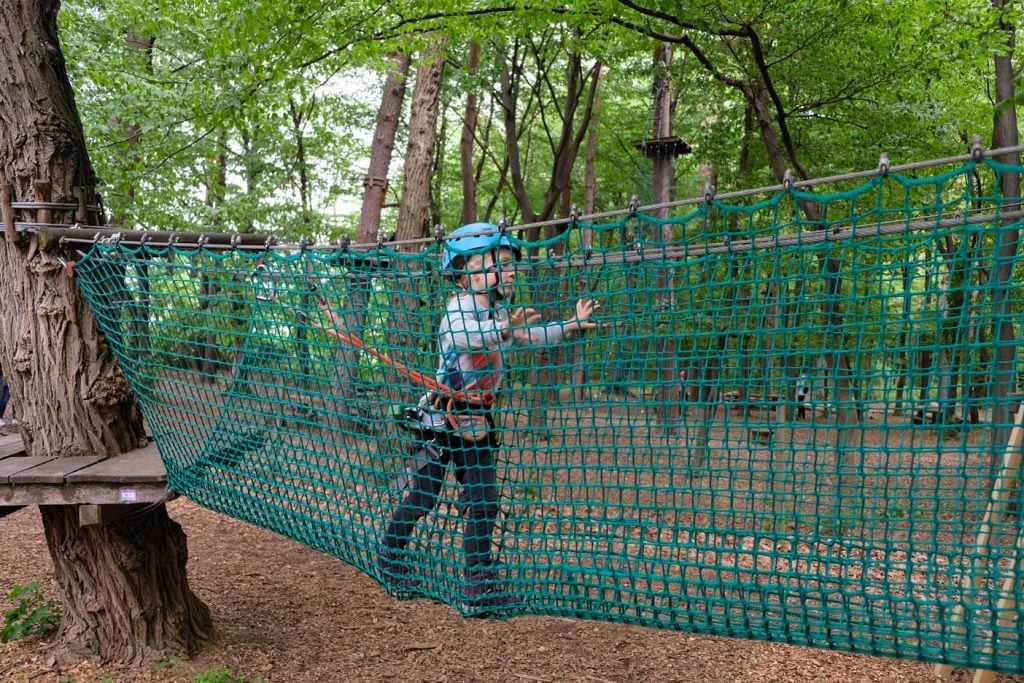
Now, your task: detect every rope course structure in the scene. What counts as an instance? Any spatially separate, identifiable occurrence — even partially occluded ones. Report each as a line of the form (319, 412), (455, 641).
(21, 145), (1024, 675)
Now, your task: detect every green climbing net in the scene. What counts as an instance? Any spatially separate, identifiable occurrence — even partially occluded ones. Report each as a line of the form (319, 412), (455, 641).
(73, 155), (1024, 673)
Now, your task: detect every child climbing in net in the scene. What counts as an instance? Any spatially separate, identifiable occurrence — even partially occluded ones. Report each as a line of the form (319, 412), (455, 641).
(377, 222), (598, 613)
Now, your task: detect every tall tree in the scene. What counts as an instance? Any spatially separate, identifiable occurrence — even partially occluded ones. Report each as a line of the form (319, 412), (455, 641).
(459, 42), (482, 226)
(0, 0), (211, 663)
(391, 44), (448, 381)
(394, 45), (447, 245)
(357, 52), (411, 244)
(496, 33), (601, 232)
(987, 0), (1020, 465)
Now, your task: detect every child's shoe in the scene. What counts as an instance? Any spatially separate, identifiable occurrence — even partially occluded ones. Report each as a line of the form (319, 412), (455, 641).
(377, 548), (422, 599)
(461, 569), (522, 615)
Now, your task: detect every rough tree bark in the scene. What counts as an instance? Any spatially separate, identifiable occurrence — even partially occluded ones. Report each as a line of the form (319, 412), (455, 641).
(988, 0), (1020, 467)
(459, 42), (481, 226)
(389, 44), (447, 392)
(356, 52), (410, 245)
(333, 52), (410, 431)
(648, 43), (680, 429)
(0, 0), (211, 664)
(394, 46), (446, 246)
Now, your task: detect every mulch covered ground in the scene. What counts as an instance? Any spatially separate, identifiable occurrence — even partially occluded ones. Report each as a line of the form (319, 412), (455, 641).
(1, 497), (1017, 683)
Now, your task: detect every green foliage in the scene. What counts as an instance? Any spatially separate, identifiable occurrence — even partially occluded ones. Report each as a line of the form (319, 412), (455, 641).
(194, 668), (262, 683)
(1, 583), (61, 643)
(153, 655), (182, 672)
(55, 0), (1011, 245)
(511, 466), (543, 504)
(60, 0), (382, 237)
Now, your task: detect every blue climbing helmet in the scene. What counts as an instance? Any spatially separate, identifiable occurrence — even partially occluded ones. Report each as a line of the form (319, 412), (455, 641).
(441, 222), (521, 278)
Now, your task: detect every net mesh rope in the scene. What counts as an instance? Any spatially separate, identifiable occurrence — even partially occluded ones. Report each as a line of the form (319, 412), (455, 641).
(73, 156), (1024, 672)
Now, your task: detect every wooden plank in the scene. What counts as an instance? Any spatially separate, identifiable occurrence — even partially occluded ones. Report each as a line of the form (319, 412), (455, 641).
(66, 443), (166, 484)
(10, 456), (105, 484)
(0, 482), (169, 506)
(0, 456), (54, 484)
(0, 434), (26, 460)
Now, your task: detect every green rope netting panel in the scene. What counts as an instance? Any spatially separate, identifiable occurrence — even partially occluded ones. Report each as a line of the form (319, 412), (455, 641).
(73, 157), (1024, 673)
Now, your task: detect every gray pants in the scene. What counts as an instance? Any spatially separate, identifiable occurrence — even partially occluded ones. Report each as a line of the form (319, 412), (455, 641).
(382, 425), (499, 574)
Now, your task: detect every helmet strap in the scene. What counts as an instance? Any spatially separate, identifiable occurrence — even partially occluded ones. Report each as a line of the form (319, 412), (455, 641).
(455, 248), (509, 307)
(485, 248), (506, 303)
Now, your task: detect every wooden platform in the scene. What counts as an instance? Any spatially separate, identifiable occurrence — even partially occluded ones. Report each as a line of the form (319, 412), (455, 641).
(0, 431), (169, 509)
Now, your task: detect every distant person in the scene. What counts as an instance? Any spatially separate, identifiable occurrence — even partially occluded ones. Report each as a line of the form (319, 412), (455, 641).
(0, 374), (15, 426)
(796, 373), (808, 419)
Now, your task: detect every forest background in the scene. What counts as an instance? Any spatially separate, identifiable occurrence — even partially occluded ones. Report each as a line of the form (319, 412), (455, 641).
(57, 0), (1016, 246)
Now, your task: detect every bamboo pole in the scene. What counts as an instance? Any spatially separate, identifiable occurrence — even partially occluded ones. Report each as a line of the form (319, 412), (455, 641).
(935, 403), (1024, 679)
(971, 558), (1022, 683)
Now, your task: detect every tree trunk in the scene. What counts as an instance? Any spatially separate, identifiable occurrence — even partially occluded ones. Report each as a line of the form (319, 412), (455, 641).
(893, 264), (913, 414)
(390, 44), (447, 393)
(41, 506), (211, 663)
(357, 52), (410, 244)
(497, 37), (600, 238)
(648, 43), (679, 428)
(988, 0), (1021, 466)
(332, 52), (410, 430)
(570, 63), (603, 399)
(288, 97), (312, 220)
(199, 129), (227, 379)
(459, 42), (481, 226)
(287, 97), (314, 383)
(0, 0), (211, 663)
(394, 46), (446, 245)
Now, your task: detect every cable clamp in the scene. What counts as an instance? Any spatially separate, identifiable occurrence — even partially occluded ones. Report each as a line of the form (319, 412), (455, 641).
(971, 134), (984, 162)
(704, 182), (716, 203)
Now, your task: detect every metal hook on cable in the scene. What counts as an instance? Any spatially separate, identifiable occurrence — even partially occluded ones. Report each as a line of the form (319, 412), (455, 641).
(704, 182), (716, 203)
(971, 134), (984, 162)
